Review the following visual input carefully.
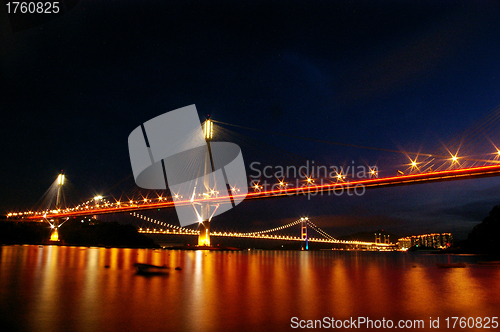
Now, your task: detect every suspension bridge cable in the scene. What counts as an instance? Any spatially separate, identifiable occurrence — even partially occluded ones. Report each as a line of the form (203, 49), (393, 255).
(130, 212), (199, 234)
(308, 226), (333, 240)
(307, 220), (336, 240)
(307, 223), (333, 240)
(243, 219), (303, 235)
(211, 120), (500, 164)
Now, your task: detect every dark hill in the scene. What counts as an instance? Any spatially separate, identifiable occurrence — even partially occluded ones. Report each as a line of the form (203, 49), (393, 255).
(467, 205), (500, 254)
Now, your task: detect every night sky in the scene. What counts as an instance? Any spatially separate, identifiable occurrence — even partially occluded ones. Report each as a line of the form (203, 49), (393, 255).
(2, 1), (500, 239)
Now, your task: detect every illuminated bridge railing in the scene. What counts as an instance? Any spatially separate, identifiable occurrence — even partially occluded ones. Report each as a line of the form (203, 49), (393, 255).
(10, 163), (500, 221)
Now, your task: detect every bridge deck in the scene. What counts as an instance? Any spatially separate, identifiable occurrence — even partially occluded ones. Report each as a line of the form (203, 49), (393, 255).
(19, 164), (500, 220)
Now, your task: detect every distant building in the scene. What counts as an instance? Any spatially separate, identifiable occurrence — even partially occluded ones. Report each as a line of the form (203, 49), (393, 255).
(397, 233), (453, 250)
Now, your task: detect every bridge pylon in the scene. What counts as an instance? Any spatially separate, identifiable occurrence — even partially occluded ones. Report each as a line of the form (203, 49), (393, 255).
(301, 217), (309, 250)
(48, 172), (65, 242)
(196, 119), (215, 247)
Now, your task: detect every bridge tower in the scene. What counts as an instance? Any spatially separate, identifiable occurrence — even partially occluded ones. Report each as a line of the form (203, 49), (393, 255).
(301, 217), (309, 250)
(197, 119), (215, 246)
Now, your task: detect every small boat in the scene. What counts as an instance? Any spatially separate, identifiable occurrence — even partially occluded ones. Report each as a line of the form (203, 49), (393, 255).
(134, 263), (169, 275)
(436, 262), (467, 268)
(478, 261), (500, 265)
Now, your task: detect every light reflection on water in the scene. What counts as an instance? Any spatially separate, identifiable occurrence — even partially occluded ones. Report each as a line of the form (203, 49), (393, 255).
(1, 245), (499, 331)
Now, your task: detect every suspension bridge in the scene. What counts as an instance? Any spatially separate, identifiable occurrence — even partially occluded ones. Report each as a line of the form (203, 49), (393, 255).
(6, 105), (500, 248)
(132, 213), (389, 250)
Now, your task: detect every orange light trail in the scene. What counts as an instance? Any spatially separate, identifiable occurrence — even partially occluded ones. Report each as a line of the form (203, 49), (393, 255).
(25, 164), (500, 221)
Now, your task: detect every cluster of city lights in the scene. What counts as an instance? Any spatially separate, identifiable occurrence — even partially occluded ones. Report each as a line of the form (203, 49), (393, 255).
(398, 232), (453, 251)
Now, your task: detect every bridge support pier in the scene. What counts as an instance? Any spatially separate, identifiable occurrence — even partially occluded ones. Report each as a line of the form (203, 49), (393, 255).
(198, 220), (210, 246)
(49, 219), (60, 242)
(45, 218), (65, 244)
(197, 202), (210, 246)
(196, 201), (219, 246)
